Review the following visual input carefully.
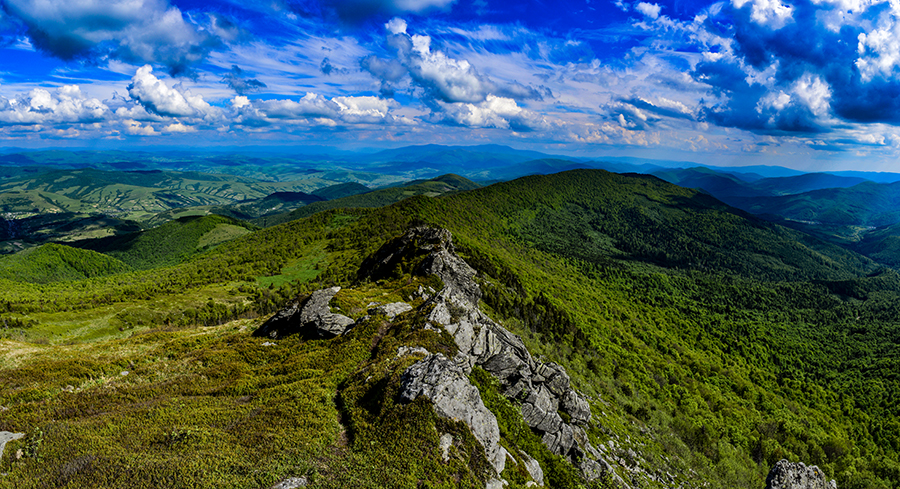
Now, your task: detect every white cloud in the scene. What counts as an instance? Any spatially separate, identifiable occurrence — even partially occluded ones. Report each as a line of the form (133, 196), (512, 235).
(436, 95), (548, 130)
(127, 65), (216, 119)
(732, 0), (794, 29)
(856, 9), (900, 81)
(758, 90), (792, 112)
(792, 73), (832, 117)
(386, 18), (408, 35)
(0, 86), (110, 126)
(636, 2), (662, 19)
(163, 122), (195, 133)
(123, 119), (157, 136)
(232, 93), (398, 126)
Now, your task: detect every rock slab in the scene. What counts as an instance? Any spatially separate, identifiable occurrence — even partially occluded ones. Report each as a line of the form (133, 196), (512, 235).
(256, 286), (354, 339)
(400, 353), (506, 475)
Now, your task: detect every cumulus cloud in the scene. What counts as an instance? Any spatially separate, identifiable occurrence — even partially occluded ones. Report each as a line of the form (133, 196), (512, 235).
(0, 86), (110, 126)
(435, 95), (548, 131)
(732, 0), (794, 29)
(2, 0), (216, 75)
(635, 2), (661, 19)
(127, 65), (216, 119)
(362, 20), (546, 105)
(856, 10), (900, 82)
(123, 119), (157, 136)
(231, 93), (398, 126)
(663, 0), (900, 135)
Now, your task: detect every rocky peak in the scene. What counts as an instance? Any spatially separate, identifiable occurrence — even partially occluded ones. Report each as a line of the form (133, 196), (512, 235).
(362, 226), (610, 483)
(359, 226), (481, 305)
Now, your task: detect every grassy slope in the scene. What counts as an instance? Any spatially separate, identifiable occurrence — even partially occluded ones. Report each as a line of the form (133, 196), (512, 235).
(734, 181), (900, 227)
(1, 170), (899, 488)
(0, 168), (339, 221)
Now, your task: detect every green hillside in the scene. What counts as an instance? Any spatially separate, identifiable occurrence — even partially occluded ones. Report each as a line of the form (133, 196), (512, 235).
(0, 169), (898, 488)
(72, 214), (257, 270)
(254, 173), (480, 227)
(735, 180), (900, 227)
(0, 243), (131, 283)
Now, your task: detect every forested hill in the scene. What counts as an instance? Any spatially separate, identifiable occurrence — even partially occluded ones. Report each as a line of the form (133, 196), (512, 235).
(445, 170), (877, 281)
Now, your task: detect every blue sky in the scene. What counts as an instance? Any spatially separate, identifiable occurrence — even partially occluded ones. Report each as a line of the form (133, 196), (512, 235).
(4, 0), (900, 169)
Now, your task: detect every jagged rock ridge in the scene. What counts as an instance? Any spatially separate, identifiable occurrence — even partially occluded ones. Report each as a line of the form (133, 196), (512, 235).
(358, 226), (615, 485)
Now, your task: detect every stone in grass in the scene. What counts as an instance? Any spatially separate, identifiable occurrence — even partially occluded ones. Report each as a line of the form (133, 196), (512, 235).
(256, 287), (354, 339)
(0, 432), (24, 464)
(271, 476), (307, 488)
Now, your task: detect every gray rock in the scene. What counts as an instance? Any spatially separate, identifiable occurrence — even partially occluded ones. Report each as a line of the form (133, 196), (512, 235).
(440, 433), (453, 462)
(542, 363), (572, 397)
(364, 227), (611, 482)
(445, 320), (476, 355)
(256, 287), (354, 339)
(397, 346), (431, 358)
(521, 452), (545, 486)
(272, 477), (308, 489)
(561, 390), (592, 425)
(299, 287), (355, 337)
(399, 354), (505, 475)
(0, 432), (24, 463)
(486, 479), (505, 489)
(766, 460), (837, 489)
(427, 301), (453, 325)
(521, 386), (563, 434)
(472, 325), (503, 361)
(371, 302), (413, 320)
(542, 422), (576, 456)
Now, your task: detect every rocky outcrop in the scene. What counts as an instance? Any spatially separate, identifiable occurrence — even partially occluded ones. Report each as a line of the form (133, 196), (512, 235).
(399, 353), (507, 475)
(766, 460), (837, 489)
(367, 227), (608, 484)
(264, 226), (612, 486)
(255, 286), (354, 339)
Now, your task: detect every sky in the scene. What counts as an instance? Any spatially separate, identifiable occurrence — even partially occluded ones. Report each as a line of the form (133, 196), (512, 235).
(5, 0), (900, 169)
